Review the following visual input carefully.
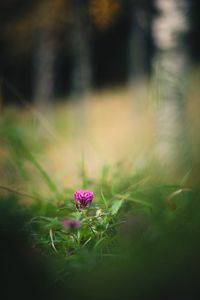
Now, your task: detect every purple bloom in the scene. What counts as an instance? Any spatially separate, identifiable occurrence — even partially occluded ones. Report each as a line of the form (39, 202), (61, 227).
(62, 219), (81, 229)
(74, 189), (94, 209)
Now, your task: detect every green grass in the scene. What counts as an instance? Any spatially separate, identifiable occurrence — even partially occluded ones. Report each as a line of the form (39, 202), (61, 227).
(1, 170), (200, 299)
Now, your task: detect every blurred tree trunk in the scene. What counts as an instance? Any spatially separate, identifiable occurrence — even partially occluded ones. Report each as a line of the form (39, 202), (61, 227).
(33, 29), (57, 110)
(69, 1), (92, 138)
(129, 1), (151, 82)
(152, 0), (191, 174)
(128, 1), (153, 109)
(70, 2), (91, 99)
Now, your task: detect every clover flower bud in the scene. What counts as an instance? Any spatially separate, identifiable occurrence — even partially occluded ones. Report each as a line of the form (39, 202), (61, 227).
(74, 189), (94, 209)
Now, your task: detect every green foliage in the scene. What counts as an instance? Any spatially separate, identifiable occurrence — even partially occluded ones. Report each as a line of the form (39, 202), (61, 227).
(4, 156), (194, 264)
(1, 171), (200, 299)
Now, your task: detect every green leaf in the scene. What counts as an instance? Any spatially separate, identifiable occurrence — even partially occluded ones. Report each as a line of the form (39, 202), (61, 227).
(100, 189), (108, 208)
(127, 198), (152, 207)
(94, 236), (106, 249)
(110, 200), (123, 215)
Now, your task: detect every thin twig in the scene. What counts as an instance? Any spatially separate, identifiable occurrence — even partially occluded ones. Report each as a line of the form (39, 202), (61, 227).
(0, 185), (42, 201)
(166, 188), (192, 209)
(49, 228), (58, 253)
(166, 188), (192, 202)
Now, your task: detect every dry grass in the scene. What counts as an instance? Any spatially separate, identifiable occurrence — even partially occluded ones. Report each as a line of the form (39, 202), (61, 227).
(43, 86), (155, 187)
(0, 78), (200, 196)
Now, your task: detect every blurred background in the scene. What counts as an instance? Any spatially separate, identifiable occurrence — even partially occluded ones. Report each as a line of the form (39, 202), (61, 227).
(0, 0), (200, 194)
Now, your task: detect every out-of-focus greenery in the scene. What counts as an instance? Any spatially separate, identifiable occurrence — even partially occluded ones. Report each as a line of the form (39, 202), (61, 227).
(0, 167), (200, 299)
